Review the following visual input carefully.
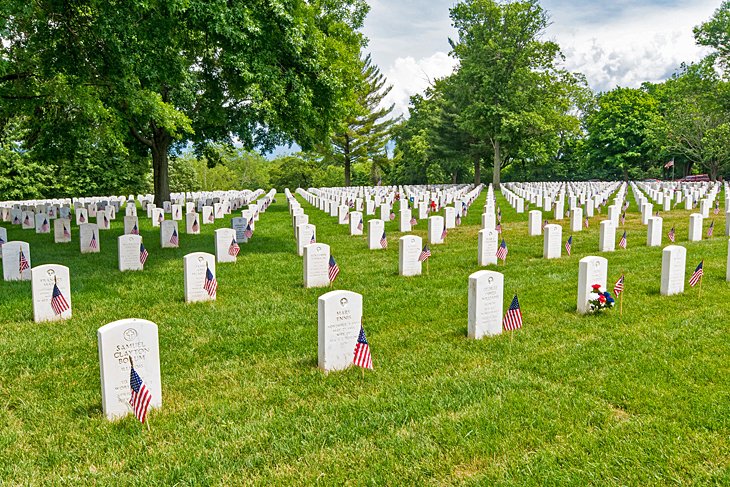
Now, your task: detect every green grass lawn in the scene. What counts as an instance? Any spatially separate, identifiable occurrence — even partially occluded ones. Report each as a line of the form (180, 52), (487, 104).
(1, 186), (729, 485)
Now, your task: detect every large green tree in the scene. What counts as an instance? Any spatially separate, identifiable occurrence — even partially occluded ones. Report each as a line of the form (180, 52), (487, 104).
(0, 0), (367, 203)
(583, 87), (661, 181)
(448, 0), (575, 187)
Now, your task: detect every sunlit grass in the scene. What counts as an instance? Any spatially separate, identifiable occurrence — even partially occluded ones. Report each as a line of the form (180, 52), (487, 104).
(0, 186), (729, 485)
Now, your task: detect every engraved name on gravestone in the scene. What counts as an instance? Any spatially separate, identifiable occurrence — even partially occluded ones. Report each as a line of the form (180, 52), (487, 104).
(32, 264), (72, 323)
(98, 319), (162, 421)
(318, 290), (363, 372)
(468, 270), (504, 339)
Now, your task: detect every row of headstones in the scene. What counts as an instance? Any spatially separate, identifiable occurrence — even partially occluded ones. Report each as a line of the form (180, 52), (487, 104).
(635, 180), (725, 211)
(631, 181), (725, 216)
(0, 189), (276, 281)
(94, 240), (730, 424)
(310, 183), (477, 212)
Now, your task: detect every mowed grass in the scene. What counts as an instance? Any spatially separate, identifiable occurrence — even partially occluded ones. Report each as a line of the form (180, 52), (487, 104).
(1, 186), (730, 486)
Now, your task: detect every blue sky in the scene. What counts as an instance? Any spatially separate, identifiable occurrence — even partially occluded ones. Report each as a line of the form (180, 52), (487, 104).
(270, 0), (720, 157)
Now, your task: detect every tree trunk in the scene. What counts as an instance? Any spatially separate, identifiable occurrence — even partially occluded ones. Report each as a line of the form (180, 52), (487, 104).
(452, 172), (458, 184)
(493, 140), (501, 189)
(473, 156), (481, 186)
(344, 135), (351, 186)
(151, 130), (172, 205)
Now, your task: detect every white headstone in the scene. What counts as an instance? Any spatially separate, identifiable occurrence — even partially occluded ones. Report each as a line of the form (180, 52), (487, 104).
(97, 319), (162, 421)
(368, 219), (386, 250)
(171, 204), (183, 221)
(304, 243), (331, 288)
(399, 209), (412, 232)
(647, 216), (663, 247)
(21, 210), (35, 229)
(598, 220), (615, 252)
(183, 252), (217, 302)
(118, 234), (144, 272)
(428, 216), (445, 245)
(232, 216), (248, 243)
(79, 223), (100, 254)
(97, 211), (111, 230)
(577, 256), (608, 314)
(54, 218), (72, 243)
(214, 228), (238, 263)
(661, 245), (686, 296)
(338, 205), (349, 225)
(478, 228), (498, 266)
(31, 264), (72, 322)
(297, 223), (317, 256)
(318, 290), (363, 372)
(570, 207), (583, 233)
(543, 224), (562, 259)
(124, 216), (139, 235)
(727, 239), (730, 282)
(0, 227), (6, 255)
(468, 270), (504, 339)
(688, 213), (703, 242)
(399, 235), (423, 277)
(35, 213), (50, 234)
(444, 207), (456, 229)
(528, 210), (542, 236)
(350, 212), (364, 236)
(202, 206), (215, 224)
(186, 212), (201, 235)
(2, 241), (31, 281)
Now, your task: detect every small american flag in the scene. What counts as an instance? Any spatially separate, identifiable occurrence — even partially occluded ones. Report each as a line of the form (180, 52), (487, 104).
(192, 218), (199, 232)
(129, 364), (152, 424)
(380, 231), (388, 249)
(208, 213), (214, 222)
(409, 217), (417, 226)
(689, 260), (704, 287)
(89, 233), (98, 250)
(353, 324), (373, 370)
(495, 223), (502, 233)
(204, 266), (218, 297)
(668, 226), (676, 243)
(389, 211), (395, 221)
(103, 215), (109, 227)
(158, 213), (163, 223)
(714, 202), (720, 215)
(358, 218), (364, 231)
(614, 274), (624, 296)
(707, 220), (714, 238)
(565, 235), (572, 256)
(496, 238), (508, 261)
(619, 231), (627, 249)
(654, 211), (659, 217)
(623, 201), (629, 211)
(63, 225), (71, 239)
(542, 219), (548, 230)
(497, 207), (502, 220)
(131, 223), (139, 235)
(51, 282), (70, 315)
(19, 249), (30, 272)
(310, 233), (316, 245)
(244, 223), (253, 239)
(584, 217), (589, 229)
(24, 215), (30, 226)
(620, 212), (625, 226)
(441, 224), (447, 241)
(328, 255), (340, 283)
(170, 228), (179, 246)
(139, 243), (149, 265)
(418, 244), (431, 262)
(79, 214), (85, 223)
(40, 219), (49, 232)
(228, 238), (240, 257)
(502, 295), (523, 331)
(456, 214), (461, 226)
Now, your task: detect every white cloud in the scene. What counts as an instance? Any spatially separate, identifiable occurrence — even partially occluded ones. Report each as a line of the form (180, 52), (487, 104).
(362, 0), (721, 118)
(382, 52), (458, 117)
(545, 0), (719, 92)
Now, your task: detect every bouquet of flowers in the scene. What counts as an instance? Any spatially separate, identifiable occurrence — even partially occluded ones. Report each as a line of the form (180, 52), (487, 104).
(587, 284), (615, 313)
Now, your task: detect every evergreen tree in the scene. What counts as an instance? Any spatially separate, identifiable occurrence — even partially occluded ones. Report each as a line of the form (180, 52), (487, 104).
(327, 54), (400, 186)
